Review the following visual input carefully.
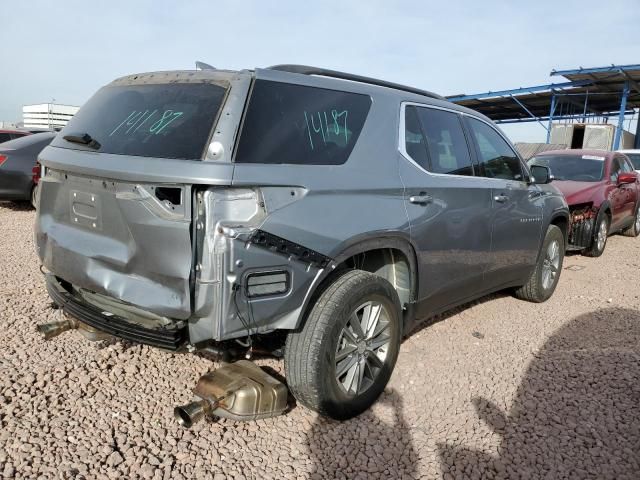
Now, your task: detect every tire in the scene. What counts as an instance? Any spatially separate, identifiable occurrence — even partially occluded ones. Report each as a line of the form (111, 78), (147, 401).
(584, 210), (609, 257)
(284, 269), (402, 420)
(514, 224), (564, 303)
(622, 205), (640, 237)
(30, 185), (39, 209)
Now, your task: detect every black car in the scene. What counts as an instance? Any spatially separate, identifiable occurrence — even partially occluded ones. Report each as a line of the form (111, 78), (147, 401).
(0, 132), (56, 208)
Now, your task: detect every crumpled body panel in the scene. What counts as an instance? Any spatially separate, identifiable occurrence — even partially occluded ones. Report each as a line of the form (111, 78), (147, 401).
(35, 168), (193, 319)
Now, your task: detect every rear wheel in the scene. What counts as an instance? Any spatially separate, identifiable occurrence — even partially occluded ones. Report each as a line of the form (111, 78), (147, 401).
(584, 212), (609, 257)
(514, 224), (564, 303)
(622, 205), (640, 237)
(284, 270), (401, 420)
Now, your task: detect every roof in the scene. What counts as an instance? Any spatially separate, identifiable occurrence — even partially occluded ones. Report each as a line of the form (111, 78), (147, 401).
(268, 64), (446, 101)
(447, 63), (640, 123)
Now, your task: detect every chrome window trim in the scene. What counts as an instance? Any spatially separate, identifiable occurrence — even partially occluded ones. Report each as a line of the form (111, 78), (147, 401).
(398, 101), (529, 182)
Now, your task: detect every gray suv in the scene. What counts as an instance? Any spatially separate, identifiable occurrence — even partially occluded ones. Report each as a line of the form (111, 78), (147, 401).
(35, 65), (568, 421)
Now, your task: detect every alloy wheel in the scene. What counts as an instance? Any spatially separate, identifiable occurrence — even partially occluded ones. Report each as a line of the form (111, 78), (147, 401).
(542, 239), (560, 290)
(596, 219), (608, 252)
(334, 300), (391, 396)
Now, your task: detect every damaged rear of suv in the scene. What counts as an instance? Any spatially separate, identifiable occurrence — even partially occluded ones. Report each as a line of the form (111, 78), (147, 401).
(35, 65), (568, 422)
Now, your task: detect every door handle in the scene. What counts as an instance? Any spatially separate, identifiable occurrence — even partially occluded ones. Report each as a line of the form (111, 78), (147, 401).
(494, 194), (509, 203)
(409, 193), (433, 205)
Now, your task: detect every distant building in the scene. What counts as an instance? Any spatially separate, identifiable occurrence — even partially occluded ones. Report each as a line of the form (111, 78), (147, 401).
(22, 103), (79, 130)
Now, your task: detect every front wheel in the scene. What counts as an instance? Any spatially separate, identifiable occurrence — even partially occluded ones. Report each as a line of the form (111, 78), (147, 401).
(584, 212), (609, 257)
(514, 224), (564, 303)
(284, 270), (402, 420)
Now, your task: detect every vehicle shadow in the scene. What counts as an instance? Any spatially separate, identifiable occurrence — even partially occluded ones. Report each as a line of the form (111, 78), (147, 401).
(0, 200), (33, 212)
(438, 307), (640, 479)
(304, 389), (418, 479)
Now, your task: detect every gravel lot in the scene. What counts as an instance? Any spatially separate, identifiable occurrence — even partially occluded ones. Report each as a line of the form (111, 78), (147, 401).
(1, 202), (639, 479)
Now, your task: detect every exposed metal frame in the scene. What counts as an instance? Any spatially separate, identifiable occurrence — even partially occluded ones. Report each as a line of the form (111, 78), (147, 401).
(450, 63), (640, 150)
(447, 80), (591, 102)
(550, 64), (640, 77)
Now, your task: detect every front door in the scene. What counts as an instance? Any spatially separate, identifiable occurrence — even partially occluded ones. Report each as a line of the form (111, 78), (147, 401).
(464, 117), (544, 287)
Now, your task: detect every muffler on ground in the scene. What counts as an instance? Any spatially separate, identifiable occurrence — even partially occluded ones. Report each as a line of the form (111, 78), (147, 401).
(174, 360), (288, 427)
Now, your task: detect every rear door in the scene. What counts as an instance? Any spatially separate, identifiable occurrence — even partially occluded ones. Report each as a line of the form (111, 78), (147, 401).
(36, 75), (236, 320)
(464, 117), (544, 287)
(400, 104), (493, 314)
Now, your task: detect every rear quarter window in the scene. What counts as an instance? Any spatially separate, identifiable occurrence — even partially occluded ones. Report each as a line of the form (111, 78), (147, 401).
(234, 80), (372, 165)
(51, 82), (228, 160)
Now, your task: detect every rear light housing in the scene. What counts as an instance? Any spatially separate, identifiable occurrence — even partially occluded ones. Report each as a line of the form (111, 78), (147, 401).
(32, 162), (41, 184)
(0, 155), (7, 167)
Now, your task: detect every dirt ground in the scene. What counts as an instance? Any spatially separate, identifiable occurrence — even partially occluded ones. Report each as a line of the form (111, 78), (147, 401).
(1, 202), (639, 479)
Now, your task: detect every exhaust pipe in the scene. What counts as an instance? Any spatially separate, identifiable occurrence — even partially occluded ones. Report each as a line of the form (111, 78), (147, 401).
(174, 399), (217, 428)
(37, 316), (78, 340)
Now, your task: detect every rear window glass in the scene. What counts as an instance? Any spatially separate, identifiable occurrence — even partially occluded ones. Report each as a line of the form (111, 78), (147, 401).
(235, 80), (371, 165)
(51, 83), (228, 160)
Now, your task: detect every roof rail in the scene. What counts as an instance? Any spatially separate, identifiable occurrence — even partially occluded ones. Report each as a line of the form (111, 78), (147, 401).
(268, 64), (446, 101)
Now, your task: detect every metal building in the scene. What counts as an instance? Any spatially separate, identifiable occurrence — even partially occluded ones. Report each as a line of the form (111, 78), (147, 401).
(448, 63), (640, 151)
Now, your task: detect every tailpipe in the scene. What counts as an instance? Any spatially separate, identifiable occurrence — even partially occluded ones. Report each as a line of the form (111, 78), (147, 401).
(37, 316), (78, 340)
(174, 400), (215, 428)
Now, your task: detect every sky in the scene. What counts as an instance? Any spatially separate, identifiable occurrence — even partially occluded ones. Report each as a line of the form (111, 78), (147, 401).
(1, 0), (639, 143)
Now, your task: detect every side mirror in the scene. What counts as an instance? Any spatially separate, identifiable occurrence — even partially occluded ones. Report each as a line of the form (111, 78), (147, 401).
(618, 172), (637, 185)
(529, 165), (553, 184)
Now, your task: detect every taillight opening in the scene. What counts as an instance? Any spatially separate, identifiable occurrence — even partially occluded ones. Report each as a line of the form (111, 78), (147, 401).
(0, 155), (7, 167)
(32, 162), (41, 184)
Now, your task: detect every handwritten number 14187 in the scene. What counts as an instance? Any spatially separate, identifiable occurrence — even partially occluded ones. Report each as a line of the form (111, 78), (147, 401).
(304, 110), (349, 150)
(109, 109), (184, 137)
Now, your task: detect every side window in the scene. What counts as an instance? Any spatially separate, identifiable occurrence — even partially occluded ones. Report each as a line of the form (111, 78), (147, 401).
(467, 118), (523, 181)
(620, 157), (633, 173)
(235, 80), (372, 165)
(0, 133), (11, 143)
(415, 107), (473, 176)
(610, 158), (621, 182)
(403, 106), (429, 169)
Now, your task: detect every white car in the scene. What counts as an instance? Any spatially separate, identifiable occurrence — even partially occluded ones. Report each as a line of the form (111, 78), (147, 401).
(618, 149), (640, 172)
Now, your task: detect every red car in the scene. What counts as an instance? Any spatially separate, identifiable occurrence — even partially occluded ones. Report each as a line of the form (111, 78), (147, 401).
(528, 150), (640, 257)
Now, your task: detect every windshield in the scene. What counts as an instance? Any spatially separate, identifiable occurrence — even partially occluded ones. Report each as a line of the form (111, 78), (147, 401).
(528, 154), (604, 182)
(624, 153), (640, 170)
(51, 82), (228, 160)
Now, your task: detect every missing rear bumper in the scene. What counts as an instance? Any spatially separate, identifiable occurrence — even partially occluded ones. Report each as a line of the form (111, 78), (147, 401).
(45, 274), (188, 350)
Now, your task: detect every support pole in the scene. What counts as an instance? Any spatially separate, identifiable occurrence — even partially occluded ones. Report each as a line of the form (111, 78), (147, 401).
(613, 81), (630, 150)
(635, 109), (640, 149)
(546, 94), (557, 144)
